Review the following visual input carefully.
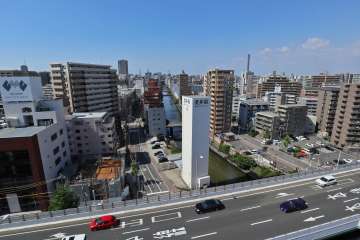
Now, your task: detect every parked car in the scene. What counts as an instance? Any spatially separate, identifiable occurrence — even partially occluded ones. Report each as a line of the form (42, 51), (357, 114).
(150, 140), (159, 144)
(195, 199), (225, 214)
(89, 215), (119, 231)
(61, 234), (87, 240)
(280, 198), (307, 213)
(158, 157), (168, 163)
(333, 159), (347, 165)
(152, 145), (161, 149)
(154, 151), (164, 156)
(315, 175), (337, 187)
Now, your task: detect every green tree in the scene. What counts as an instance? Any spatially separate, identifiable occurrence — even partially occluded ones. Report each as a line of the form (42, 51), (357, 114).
(219, 143), (231, 154)
(230, 153), (257, 170)
(263, 129), (271, 140)
(282, 135), (291, 148)
(248, 128), (258, 137)
(48, 185), (79, 211)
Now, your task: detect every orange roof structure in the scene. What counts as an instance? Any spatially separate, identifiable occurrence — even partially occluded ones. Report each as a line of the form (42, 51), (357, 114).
(95, 158), (121, 180)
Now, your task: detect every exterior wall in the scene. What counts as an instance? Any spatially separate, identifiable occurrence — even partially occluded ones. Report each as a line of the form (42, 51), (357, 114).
(331, 83), (360, 148)
(66, 113), (117, 160)
(182, 96), (210, 189)
(205, 69), (234, 137)
(299, 97), (318, 116)
(256, 75), (302, 98)
(239, 101), (269, 132)
(316, 87), (340, 137)
(277, 105), (307, 137)
(50, 62), (119, 115)
(145, 106), (166, 137)
(37, 124), (70, 192)
(0, 136), (49, 210)
(255, 112), (280, 139)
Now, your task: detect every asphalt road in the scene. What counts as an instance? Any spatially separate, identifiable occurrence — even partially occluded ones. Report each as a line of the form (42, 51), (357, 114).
(3, 171), (360, 240)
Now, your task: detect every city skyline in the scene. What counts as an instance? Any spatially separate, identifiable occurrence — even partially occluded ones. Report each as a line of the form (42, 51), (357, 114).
(1, 0), (360, 75)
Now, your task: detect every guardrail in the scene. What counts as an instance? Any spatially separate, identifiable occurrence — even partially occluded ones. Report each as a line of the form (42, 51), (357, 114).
(267, 214), (360, 240)
(1, 161), (360, 229)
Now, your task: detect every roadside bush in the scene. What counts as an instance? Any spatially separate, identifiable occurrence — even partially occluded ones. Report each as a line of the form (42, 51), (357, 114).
(219, 143), (231, 154)
(230, 153), (257, 170)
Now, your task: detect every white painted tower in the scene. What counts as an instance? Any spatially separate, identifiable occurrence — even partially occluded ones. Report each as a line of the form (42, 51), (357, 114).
(181, 96), (211, 189)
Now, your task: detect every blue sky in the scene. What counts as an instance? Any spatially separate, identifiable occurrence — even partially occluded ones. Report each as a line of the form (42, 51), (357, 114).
(1, 0), (360, 75)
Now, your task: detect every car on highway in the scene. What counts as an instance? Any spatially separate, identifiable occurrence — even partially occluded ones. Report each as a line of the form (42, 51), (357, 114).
(158, 156), (168, 163)
(152, 144), (161, 149)
(154, 150), (164, 156)
(195, 199), (225, 214)
(61, 234), (87, 240)
(89, 215), (119, 231)
(280, 198), (307, 213)
(315, 175), (337, 187)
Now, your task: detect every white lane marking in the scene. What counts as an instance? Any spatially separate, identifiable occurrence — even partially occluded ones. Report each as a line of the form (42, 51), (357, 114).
(240, 205), (261, 212)
(327, 187), (343, 193)
(350, 188), (360, 194)
(311, 185), (322, 190)
(140, 165), (153, 194)
(344, 198), (359, 203)
(122, 228), (150, 235)
(328, 192), (347, 200)
(191, 232), (217, 239)
(146, 191), (169, 196)
(275, 192), (294, 198)
(151, 211), (182, 223)
(301, 208), (320, 214)
(304, 215), (324, 222)
(186, 216), (210, 223)
(338, 178), (355, 185)
(2, 171), (359, 238)
(146, 164), (162, 192)
(251, 219), (273, 226)
(346, 203), (360, 212)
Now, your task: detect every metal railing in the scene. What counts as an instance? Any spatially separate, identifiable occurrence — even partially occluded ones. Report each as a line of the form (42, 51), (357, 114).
(1, 161), (360, 229)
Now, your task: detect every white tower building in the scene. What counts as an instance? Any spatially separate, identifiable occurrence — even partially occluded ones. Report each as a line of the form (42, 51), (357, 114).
(181, 96), (211, 189)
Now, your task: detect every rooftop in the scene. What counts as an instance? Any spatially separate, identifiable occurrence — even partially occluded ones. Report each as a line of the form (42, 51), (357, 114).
(256, 111), (278, 117)
(242, 99), (269, 106)
(67, 112), (107, 120)
(0, 126), (47, 138)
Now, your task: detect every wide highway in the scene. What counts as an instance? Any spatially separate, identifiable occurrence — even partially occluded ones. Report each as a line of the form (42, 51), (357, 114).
(2, 170), (360, 240)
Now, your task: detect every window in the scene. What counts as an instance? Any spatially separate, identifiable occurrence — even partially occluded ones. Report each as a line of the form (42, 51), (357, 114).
(53, 146), (60, 155)
(101, 142), (106, 145)
(61, 141), (65, 148)
(75, 129), (80, 133)
(63, 151), (67, 157)
(22, 107), (32, 113)
(55, 157), (61, 165)
(77, 143), (82, 147)
(76, 136), (81, 140)
(59, 129), (63, 135)
(51, 133), (58, 141)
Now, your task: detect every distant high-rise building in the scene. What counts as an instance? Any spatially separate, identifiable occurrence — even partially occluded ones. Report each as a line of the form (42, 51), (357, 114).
(182, 96), (211, 189)
(179, 71), (192, 100)
(204, 69), (234, 137)
(303, 74), (341, 98)
(118, 59), (128, 76)
(331, 83), (360, 149)
(316, 86), (340, 137)
(20, 65), (28, 72)
(256, 73), (302, 98)
(50, 62), (119, 115)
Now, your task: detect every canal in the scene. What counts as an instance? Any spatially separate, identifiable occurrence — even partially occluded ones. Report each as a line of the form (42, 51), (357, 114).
(162, 89), (246, 185)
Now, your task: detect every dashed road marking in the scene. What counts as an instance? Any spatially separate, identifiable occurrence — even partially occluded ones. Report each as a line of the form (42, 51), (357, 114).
(151, 212), (182, 223)
(301, 208), (320, 214)
(275, 193), (294, 198)
(240, 205), (262, 212)
(191, 232), (217, 239)
(251, 219), (273, 226)
(186, 216), (210, 223)
(122, 228), (150, 235)
(327, 187), (343, 193)
(344, 198), (359, 203)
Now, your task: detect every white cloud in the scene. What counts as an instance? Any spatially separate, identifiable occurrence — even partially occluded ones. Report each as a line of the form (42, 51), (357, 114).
(301, 37), (330, 50)
(260, 47), (272, 54)
(278, 46), (290, 53)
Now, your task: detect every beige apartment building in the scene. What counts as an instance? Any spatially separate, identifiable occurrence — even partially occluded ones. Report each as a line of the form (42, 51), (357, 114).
(50, 62), (119, 115)
(316, 86), (340, 138)
(331, 83), (360, 148)
(204, 69), (234, 137)
(256, 74), (302, 98)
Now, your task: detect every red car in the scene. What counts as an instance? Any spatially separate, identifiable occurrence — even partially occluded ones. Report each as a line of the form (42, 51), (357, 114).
(89, 215), (119, 231)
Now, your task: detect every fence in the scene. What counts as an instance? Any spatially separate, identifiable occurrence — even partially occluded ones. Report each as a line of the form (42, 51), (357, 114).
(1, 161), (360, 228)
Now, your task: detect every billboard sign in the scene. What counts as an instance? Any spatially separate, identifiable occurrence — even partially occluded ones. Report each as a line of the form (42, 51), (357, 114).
(0, 77), (34, 102)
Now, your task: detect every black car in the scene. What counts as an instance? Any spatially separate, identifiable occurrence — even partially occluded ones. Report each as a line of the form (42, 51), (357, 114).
(158, 157), (168, 163)
(154, 151), (163, 156)
(152, 145), (161, 149)
(280, 198), (307, 213)
(195, 199), (225, 214)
